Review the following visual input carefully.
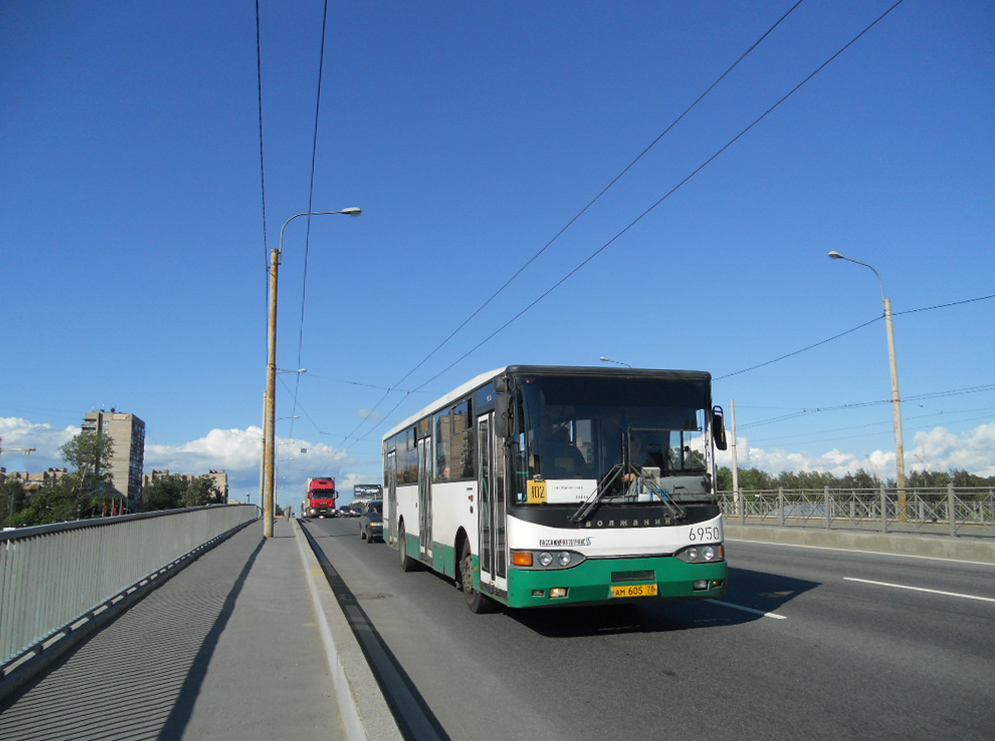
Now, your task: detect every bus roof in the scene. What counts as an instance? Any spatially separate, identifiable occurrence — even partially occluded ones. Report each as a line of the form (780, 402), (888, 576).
(382, 365), (712, 441)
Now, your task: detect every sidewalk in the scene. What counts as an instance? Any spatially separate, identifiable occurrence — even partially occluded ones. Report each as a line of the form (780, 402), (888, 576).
(0, 518), (351, 740)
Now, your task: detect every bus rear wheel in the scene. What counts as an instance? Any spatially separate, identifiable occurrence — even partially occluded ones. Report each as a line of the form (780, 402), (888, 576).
(459, 540), (496, 614)
(399, 523), (418, 572)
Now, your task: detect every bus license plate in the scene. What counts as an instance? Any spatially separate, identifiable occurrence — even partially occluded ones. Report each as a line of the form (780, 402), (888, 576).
(611, 583), (658, 598)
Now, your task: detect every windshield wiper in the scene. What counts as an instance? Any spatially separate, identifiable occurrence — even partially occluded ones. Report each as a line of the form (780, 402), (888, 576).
(568, 465), (623, 523)
(568, 466), (687, 523)
(637, 475), (687, 521)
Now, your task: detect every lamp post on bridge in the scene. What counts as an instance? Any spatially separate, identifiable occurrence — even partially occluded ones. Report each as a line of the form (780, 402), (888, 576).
(599, 356), (631, 368)
(828, 250), (907, 521)
(263, 208), (361, 538)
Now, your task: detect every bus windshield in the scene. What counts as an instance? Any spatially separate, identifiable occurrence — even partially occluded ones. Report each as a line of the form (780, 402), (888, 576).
(516, 372), (713, 503)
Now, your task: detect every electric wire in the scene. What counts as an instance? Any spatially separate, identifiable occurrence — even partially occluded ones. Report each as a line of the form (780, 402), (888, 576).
(334, 0), (811, 447)
(715, 316), (883, 381)
(289, 0), (331, 440)
(332, 291), (990, 455)
(714, 291), (995, 383)
(748, 407), (995, 447)
(896, 293), (995, 315)
(314, 1), (929, 457)
(379, 0), (809, 392)
(370, 0), (909, 434)
(739, 384), (995, 430)
(254, 0), (269, 271)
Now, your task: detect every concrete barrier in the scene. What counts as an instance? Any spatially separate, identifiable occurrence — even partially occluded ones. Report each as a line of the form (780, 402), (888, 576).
(725, 524), (995, 564)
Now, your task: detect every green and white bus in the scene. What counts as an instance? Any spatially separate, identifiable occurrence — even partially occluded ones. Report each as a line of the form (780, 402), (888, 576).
(383, 365), (729, 612)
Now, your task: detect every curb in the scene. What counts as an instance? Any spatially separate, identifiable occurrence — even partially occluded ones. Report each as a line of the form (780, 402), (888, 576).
(292, 518), (403, 741)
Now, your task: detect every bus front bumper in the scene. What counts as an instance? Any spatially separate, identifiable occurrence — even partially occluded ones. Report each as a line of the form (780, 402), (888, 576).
(504, 555), (727, 608)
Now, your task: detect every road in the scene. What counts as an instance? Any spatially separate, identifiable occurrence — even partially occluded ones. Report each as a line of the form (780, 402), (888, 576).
(304, 517), (995, 740)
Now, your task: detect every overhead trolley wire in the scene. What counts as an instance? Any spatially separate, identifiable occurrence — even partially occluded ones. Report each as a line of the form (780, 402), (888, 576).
(382, 0), (809, 391)
(288, 0), (332, 440)
(335, 0), (811, 450)
(254, 0), (269, 272)
(365, 0), (910, 430)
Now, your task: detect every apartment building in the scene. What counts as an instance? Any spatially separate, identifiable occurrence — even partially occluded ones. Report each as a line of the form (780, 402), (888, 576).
(83, 409), (145, 507)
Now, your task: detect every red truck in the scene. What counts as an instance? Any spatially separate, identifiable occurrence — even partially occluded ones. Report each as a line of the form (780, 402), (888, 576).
(304, 477), (337, 518)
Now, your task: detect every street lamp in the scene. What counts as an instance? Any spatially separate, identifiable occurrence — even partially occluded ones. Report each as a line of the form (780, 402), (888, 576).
(263, 208), (361, 537)
(599, 356), (631, 368)
(828, 250), (907, 520)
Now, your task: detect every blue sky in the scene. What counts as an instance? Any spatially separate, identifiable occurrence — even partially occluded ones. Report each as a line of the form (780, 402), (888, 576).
(2, 1), (993, 512)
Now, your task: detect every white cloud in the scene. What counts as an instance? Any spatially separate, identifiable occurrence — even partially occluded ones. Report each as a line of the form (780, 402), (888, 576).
(910, 423), (995, 477)
(716, 421), (995, 479)
(0, 417), (79, 471)
(144, 427), (353, 501)
(145, 427), (266, 471)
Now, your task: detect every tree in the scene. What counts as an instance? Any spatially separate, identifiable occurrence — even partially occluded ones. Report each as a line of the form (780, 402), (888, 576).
(716, 466), (733, 492)
(141, 475), (185, 511)
(181, 476), (215, 508)
(60, 431), (114, 480)
(737, 467), (775, 490)
(59, 431), (116, 518)
(1, 478), (27, 527)
(141, 474), (218, 512)
(6, 478), (81, 527)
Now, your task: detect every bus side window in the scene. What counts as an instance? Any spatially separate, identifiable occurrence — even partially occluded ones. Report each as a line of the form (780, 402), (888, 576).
(435, 409), (450, 481)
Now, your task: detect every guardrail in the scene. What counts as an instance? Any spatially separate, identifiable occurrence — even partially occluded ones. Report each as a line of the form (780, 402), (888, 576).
(0, 504), (259, 679)
(718, 486), (995, 538)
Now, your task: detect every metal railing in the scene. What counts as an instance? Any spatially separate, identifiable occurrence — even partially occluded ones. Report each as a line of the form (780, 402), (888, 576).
(0, 504), (258, 673)
(718, 486), (995, 538)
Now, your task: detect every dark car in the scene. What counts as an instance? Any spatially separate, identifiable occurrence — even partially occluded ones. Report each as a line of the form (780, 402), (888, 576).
(359, 500), (383, 543)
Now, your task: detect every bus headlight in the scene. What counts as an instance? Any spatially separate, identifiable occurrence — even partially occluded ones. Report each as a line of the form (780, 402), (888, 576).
(675, 544), (723, 564)
(510, 550), (585, 570)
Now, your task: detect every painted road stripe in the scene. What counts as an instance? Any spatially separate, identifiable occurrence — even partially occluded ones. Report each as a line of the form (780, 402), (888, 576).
(844, 577), (995, 604)
(707, 599), (788, 619)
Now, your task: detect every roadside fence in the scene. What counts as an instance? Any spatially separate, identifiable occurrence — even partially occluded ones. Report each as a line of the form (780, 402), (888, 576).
(0, 504), (258, 684)
(718, 486), (995, 538)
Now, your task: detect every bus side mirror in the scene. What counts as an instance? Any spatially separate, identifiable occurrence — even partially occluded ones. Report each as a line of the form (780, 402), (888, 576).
(712, 406), (728, 451)
(494, 394), (511, 438)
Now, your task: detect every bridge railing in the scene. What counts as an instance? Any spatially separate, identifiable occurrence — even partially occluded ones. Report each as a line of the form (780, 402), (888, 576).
(718, 486), (995, 538)
(0, 504), (258, 676)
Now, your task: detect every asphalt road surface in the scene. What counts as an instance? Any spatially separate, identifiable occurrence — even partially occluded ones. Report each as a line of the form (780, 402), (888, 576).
(304, 517), (995, 741)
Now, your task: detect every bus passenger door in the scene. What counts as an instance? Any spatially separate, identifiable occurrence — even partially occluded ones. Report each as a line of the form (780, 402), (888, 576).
(385, 450), (397, 546)
(477, 414), (508, 596)
(417, 436), (433, 562)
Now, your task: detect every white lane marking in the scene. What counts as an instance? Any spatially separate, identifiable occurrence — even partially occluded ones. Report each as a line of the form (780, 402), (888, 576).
(707, 599), (788, 619)
(844, 577), (995, 604)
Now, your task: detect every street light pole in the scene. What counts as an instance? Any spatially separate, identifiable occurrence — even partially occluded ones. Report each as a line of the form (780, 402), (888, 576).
(263, 208), (361, 538)
(258, 373), (304, 512)
(828, 250), (907, 521)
